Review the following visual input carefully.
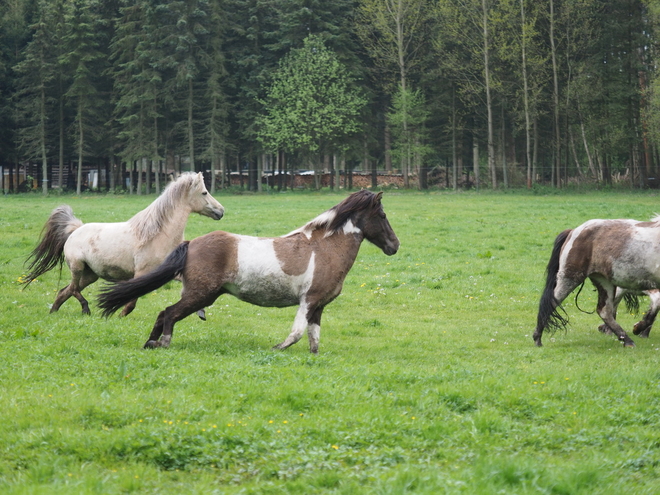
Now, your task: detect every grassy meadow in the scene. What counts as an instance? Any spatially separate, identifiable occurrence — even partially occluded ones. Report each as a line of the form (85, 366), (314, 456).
(2, 188), (660, 494)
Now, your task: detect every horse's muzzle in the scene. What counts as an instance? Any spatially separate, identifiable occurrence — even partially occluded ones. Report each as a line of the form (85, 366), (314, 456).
(209, 207), (225, 220)
(383, 239), (400, 256)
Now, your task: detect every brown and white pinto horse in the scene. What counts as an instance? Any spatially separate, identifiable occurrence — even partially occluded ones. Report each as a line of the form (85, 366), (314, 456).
(23, 172), (224, 316)
(534, 216), (660, 347)
(98, 190), (400, 352)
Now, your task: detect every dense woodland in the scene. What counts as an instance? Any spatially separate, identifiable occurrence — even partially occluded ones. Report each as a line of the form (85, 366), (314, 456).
(1, 0), (660, 193)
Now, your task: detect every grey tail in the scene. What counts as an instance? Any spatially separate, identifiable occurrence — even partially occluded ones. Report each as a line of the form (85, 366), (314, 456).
(22, 205), (82, 286)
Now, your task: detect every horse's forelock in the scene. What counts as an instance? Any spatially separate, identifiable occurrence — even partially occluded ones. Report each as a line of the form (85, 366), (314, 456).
(327, 190), (379, 232)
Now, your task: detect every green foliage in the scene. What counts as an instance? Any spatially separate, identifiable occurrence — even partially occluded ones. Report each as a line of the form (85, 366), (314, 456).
(388, 85), (433, 165)
(257, 35), (366, 155)
(3, 191), (660, 492)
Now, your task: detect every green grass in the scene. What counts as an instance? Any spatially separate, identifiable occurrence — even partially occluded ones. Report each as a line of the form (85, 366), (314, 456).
(2, 189), (660, 494)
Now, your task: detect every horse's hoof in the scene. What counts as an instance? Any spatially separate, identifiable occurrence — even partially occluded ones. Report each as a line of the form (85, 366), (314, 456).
(632, 324), (649, 336)
(144, 340), (161, 349)
(622, 341), (636, 348)
(598, 324), (613, 335)
(197, 309), (206, 321)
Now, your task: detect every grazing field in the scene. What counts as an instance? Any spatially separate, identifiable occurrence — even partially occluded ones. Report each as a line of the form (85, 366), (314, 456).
(2, 189), (660, 494)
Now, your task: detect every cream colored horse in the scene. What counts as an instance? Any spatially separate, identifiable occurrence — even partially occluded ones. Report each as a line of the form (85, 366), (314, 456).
(24, 172), (224, 315)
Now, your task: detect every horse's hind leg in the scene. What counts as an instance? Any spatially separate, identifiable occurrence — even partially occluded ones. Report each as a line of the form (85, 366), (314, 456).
(591, 277), (635, 347)
(51, 264), (98, 315)
(50, 284), (74, 313)
(633, 289), (660, 338)
(120, 299), (138, 317)
(144, 290), (216, 349)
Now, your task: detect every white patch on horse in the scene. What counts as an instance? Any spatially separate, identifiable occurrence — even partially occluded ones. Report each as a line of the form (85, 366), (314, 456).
(341, 219), (361, 236)
(287, 210), (338, 239)
(230, 236), (316, 306)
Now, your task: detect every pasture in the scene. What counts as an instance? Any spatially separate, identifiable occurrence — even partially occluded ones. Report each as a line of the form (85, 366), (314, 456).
(1, 189), (660, 494)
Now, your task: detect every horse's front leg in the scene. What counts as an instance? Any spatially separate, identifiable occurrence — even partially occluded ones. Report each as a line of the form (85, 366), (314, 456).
(273, 302), (317, 352)
(598, 287), (626, 335)
(306, 306), (324, 354)
(592, 277), (635, 347)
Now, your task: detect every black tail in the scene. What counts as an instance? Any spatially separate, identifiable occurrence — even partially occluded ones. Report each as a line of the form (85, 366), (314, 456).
(22, 205), (83, 286)
(623, 292), (640, 315)
(98, 241), (190, 317)
(536, 229), (572, 333)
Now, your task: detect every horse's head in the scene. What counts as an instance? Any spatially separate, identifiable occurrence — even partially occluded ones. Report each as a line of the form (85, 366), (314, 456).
(354, 191), (399, 256)
(189, 172), (225, 220)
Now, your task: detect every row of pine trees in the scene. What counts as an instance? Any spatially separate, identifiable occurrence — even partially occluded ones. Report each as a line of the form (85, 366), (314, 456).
(1, 0), (660, 193)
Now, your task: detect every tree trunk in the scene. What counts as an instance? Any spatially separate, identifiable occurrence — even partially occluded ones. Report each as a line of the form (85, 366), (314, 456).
(473, 135), (480, 191)
(188, 79), (195, 171)
(452, 87), (458, 190)
(482, 0), (496, 188)
(76, 102), (83, 196)
(521, 0), (532, 188)
(549, 0), (561, 188)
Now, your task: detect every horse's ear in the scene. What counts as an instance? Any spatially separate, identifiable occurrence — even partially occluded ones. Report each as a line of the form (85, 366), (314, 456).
(375, 191), (383, 202)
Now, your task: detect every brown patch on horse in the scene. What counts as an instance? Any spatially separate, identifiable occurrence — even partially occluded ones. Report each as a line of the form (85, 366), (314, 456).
(273, 234), (313, 276)
(564, 222), (632, 280)
(307, 232), (362, 307)
(185, 231), (239, 288)
(636, 221), (656, 228)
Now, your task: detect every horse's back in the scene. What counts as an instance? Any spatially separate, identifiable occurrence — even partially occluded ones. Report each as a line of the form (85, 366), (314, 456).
(563, 218), (660, 288)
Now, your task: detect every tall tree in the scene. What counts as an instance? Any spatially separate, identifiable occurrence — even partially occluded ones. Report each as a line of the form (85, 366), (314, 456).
(61, 0), (106, 194)
(355, 0), (430, 187)
(14, 0), (55, 195)
(257, 35), (366, 187)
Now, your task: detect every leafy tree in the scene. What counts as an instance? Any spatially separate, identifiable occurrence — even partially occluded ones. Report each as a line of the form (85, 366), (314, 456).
(388, 85), (432, 189)
(355, 0), (430, 187)
(257, 35), (366, 187)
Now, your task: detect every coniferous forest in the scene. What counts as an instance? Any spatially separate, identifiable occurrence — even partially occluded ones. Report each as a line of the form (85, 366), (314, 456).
(1, 0), (660, 193)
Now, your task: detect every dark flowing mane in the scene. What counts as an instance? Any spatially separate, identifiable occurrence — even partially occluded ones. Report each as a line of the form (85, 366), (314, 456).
(288, 190), (381, 238)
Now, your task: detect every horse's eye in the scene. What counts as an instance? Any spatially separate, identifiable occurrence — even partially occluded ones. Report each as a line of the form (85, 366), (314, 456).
(202, 191), (208, 195)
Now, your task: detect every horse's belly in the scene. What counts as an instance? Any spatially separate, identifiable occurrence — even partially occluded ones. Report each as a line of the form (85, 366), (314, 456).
(224, 280), (301, 308)
(65, 224), (136, 280)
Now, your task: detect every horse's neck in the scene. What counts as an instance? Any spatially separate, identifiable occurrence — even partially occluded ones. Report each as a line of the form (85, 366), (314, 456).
(130, 197), (192, 246)
(154, 206), (191, 246)
(325, 231), (364, 267)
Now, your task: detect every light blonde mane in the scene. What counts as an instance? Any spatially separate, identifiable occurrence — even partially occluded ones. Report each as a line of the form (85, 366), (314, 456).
(128, 173), (202, 244)
(652, 213), (660, 223)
